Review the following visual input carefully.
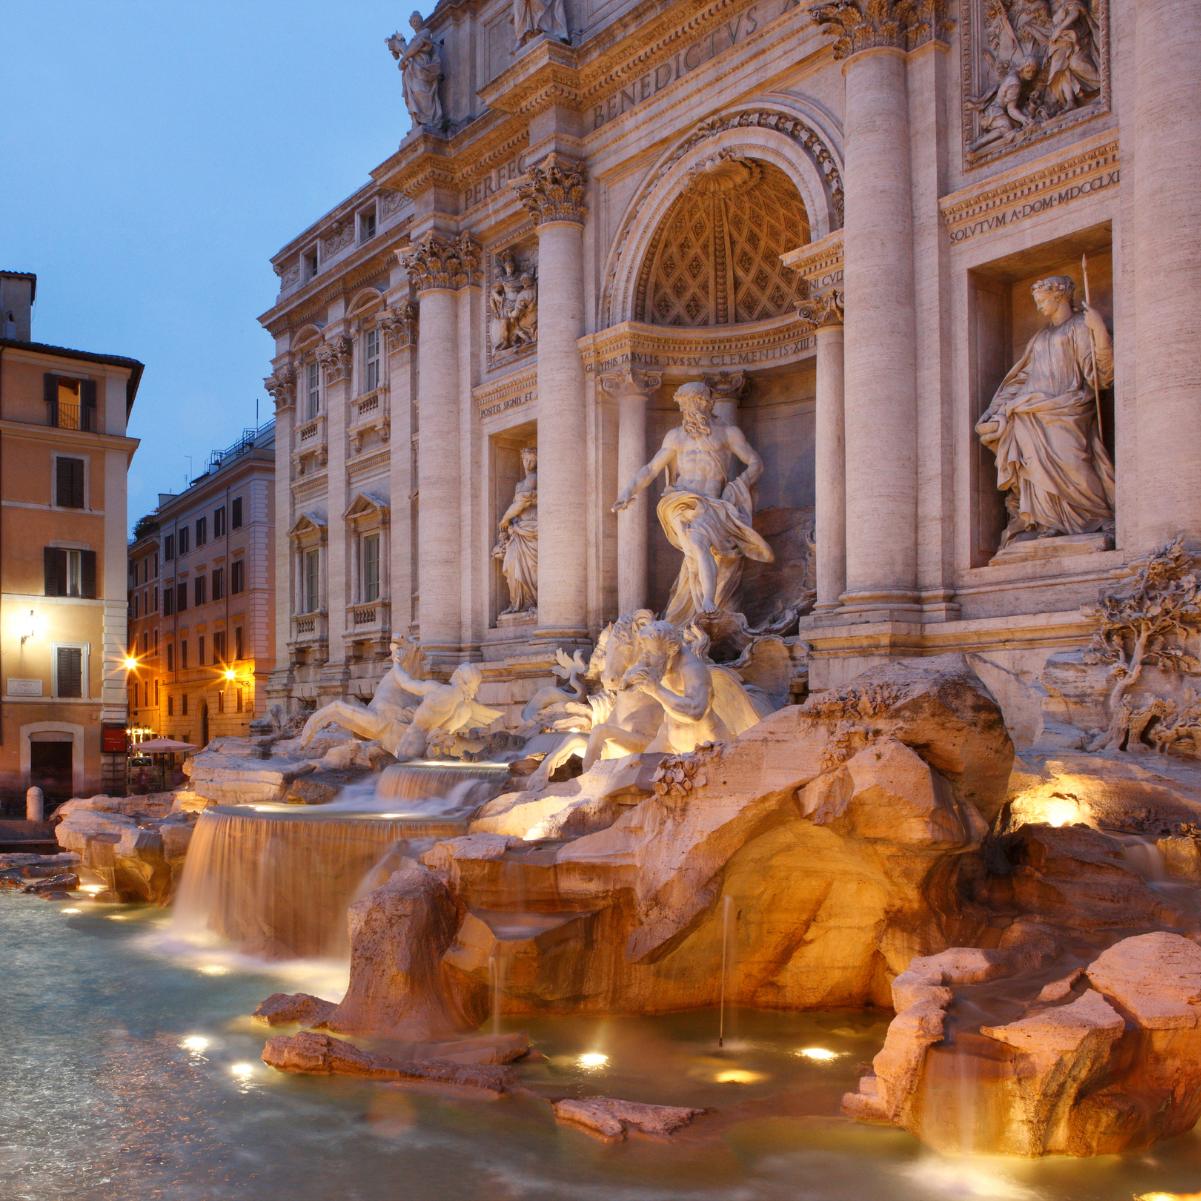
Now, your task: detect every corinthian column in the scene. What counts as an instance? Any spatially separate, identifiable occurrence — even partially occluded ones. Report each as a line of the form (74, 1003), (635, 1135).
(264, 364), (297, 687)
(399, 234), (480, 665)
(810, 1), (936, 617)
(600, 366), (662, 614)
(516, 154), (590, 643)
(797, 292), (846, 615)
(1133, 1), (1201, 548)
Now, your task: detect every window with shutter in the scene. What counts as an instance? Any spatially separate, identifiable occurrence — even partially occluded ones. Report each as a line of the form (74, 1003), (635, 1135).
(179, 527), (189, 555)
(196, 517), (207, 546)
(198, 636), (205, 666)
(44, 547), (66, 596)
(177, 582), (187, 612)
(181, 640), (189, 670)
(231, 559), (244, 594)
(167, 642), (174, 671)
(164, 588), (175, 616)
(56, 647), (83, 698)
(232, 497), (243, 528)
(235, 625), (243, 660)
(164, 534), (175, 561)
(214, 506), (226, 537)
(80, 551), (96, 599)
(212, 568), (224, 601)
(80, 379), (97, 432)
(194, 576), (206, 607)
(182, 693), (188, 716)
(56, 458), (85, 508)
(167, 695), (173, 717)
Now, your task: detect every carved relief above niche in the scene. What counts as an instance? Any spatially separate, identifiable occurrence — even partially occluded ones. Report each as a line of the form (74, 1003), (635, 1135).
(635, 155), (808, 327)
(962, 0), (1109, 169)
(485, 240), (538, 371)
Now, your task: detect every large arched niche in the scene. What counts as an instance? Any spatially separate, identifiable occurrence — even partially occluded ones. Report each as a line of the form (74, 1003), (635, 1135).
(602, 110), (842, 328)
(636, 156), (809, 326)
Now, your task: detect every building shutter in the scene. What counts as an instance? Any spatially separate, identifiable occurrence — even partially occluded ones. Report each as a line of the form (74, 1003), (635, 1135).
(80, 379), (97, 431)
(56, 458), (84, 509)
(80, 551), (97, 599)
(44, 373), (57, 424)
(232, 497), (243, 528)
(177, 582), (187, 612)
(57, 647), (83, 698)
(43, 547), (66, 596)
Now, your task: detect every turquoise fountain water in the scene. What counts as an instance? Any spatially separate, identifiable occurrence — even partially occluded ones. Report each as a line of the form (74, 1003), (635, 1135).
(6, 892), (1201, 1200)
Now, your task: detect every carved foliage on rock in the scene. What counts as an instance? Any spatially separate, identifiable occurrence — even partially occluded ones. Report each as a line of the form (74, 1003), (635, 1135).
(808, 0), (954, 60)
(400, 234), (483, 292)
(652, 740), (726, 798)
(962, 0), (1108, 168)
(515, 153), (587, 226)
(1083, 537), (1201, 755)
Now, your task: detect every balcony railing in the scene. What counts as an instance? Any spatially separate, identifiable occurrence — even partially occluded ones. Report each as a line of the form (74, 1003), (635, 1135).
(48, 402), (96, 432)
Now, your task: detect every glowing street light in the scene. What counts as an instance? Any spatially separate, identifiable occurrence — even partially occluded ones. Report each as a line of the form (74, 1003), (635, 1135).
(124, 655), (139, 671)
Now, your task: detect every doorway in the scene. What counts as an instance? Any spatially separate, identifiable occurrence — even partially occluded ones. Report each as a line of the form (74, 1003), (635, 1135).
(30, 741), (73, 806)
(200, 702), (210, 748)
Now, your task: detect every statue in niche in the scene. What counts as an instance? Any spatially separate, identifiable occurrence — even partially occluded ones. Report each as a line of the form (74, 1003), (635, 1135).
(967, 0), (1103, 158)
(513, 0), (568, 49)
(489, 250), (537, 354)
(386, 13), (443, 129)
(975, 275), (1114, 550)
(493, 446), (538, 614)
(613, 381), (773, 627)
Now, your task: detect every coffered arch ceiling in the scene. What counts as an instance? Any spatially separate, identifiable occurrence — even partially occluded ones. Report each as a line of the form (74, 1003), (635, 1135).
(635, 154), (810, 327)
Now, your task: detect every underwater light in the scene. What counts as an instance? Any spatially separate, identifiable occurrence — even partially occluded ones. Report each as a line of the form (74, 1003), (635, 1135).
(181, 1036), (209, 1052)
(107, 914), (128, 921)
(715, 1069), (765, 1084)
(80, 884), (103, 894)
(60, 907), (81, 914)
(578, 1053), (608, 1068)
(199, 965), (230, 976)
(1136, 1194), (1201, 1201)
(230, 1062), (254, 1078)
(798, 1047), (841, 1061)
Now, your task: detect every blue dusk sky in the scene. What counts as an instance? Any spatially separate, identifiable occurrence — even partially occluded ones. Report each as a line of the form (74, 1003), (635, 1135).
(4, 1), (434, 531)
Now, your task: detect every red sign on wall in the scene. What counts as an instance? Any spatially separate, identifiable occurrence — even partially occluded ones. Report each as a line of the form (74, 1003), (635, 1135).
(101, 725), (128, 754)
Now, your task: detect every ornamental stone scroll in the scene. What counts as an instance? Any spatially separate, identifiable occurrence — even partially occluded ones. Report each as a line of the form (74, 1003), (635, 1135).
(515, 153), (587, 226)
(795, 289), (844, 330)
(265, 365), (297, 412)
(378, 301), (419, 351)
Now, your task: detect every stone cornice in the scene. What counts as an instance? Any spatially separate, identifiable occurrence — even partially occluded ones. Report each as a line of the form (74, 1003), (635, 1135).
(780, 228), (843, 295)
(939, 136), (1120, 247)
(473, 368), (538, 420)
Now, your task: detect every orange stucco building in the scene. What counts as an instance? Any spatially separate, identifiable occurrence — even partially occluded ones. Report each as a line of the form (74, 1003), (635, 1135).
(0, 271), (142, 810)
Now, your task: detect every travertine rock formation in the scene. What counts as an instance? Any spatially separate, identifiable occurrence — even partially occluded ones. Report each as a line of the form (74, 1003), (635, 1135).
(843, 932), (1201, 1157)
(55, 803), (197, 904)
(552, 1097), (705, 1141)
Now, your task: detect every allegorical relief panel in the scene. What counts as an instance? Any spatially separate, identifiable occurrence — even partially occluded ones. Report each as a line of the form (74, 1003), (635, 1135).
(962, 0), (1108, 169)
(486, 244), (538, 371)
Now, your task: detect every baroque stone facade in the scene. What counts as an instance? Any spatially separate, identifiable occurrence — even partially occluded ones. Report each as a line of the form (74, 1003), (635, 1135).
(258, 0), (1201, 744)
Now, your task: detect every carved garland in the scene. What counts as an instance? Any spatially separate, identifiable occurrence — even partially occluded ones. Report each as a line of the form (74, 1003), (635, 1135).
(515, 153), (588, 225)
(399, 233), (483, 291)
(601, 109), (844, 327)
(808, 0), (954, 58)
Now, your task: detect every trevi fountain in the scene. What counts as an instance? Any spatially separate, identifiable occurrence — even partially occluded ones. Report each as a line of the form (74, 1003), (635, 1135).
(7, 0), (1201, 1198)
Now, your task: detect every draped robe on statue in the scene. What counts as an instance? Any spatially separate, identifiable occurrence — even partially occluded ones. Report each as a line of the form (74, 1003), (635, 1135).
(658, 471), (773, 626)
(977, 310), (1115, 546)
(498, 481), (537, 612)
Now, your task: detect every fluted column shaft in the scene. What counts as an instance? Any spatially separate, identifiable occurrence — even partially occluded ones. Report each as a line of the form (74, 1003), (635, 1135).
(414, 287), (461, 655)
(814, 319), (846, 612)
(840, 47), (919, 613)
(1133, 0), (1201, 548)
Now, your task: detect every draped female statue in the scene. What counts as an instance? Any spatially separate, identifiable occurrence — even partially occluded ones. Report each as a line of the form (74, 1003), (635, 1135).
(386, 13), (443, 128)
(493, 446), (538, 613)
(976, 275), (1114, 550)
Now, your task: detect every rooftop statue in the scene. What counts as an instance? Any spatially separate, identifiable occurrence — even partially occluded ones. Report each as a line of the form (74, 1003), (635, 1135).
(513, 0), (568, 49)
(386, 13), (443, 129)
(976, 275), (1114, 550)
(613, 381), (773, 628)
(298, 637), (501, 760)
(493, 446), (538, 614)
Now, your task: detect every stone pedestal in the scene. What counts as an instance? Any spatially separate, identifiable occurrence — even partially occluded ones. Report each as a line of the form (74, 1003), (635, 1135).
(1133, 0), (1201, 548)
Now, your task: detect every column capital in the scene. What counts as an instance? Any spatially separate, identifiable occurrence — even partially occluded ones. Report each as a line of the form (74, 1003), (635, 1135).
(702, 370), (749, 403)
(599, 365), (662, 399)
(316, 334), (353, 384)
(516, 152), (588, 226)
(399, 233), (482, 292)
(379, 300), (419, 351)
(265, 364), (297, 412)
(795, 289), (845, 331)
(808, 0), (952, 61)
